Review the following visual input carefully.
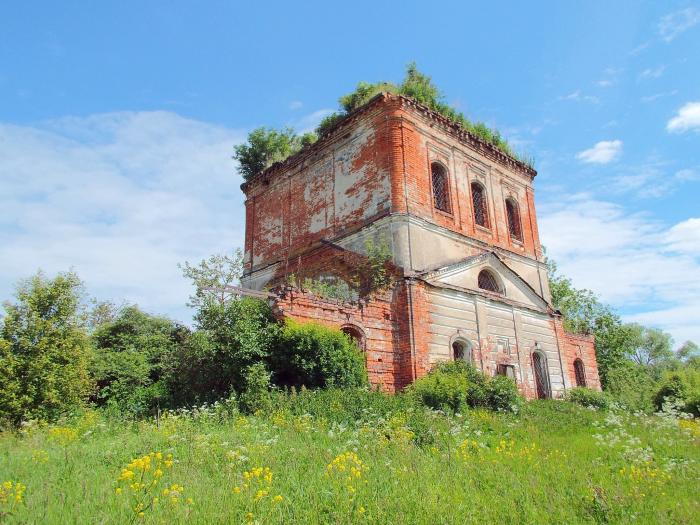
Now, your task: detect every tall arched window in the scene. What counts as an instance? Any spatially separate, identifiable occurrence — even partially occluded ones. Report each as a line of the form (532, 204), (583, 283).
(573, 359), (586, 387)
(431, 162), (450, 213)
(471, 182), (489, 228)
(477, 269), (502, 294)
(341, 325), (365, 352)
(532, 350), (552, 399)
(505, 198), (523, 242)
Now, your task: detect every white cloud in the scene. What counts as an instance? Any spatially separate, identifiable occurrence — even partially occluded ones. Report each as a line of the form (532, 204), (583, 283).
(576, 140), (623, 164)
(640, 90), (678, 103)
(596, 79), (614, 88)
(0, 112), (246, 323)
(289, 100), (303, 110)
(539, 195), (700, 344)
(558, 90), (599, 104)
(667, 101), (700, 133)
(658, 7), (700, 42)
(292, 108), (336, 134)
(639, 65), (666, 79)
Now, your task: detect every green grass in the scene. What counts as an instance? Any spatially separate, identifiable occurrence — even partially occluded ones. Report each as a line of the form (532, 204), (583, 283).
(1, 394), (699, 524)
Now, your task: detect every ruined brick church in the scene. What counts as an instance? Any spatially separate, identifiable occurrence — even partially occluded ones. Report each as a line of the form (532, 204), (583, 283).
(240, 93), (600, 399)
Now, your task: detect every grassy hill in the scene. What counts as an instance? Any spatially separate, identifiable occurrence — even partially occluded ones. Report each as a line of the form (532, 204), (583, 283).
(1, 391), (698, 524)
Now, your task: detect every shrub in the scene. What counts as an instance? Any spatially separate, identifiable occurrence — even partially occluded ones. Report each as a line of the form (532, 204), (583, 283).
(234, 127), (317, 181)
(408, 367), (469, 413)
(409, 361), (522, 413)
(602, 362), (657, 412)
(563, 387), (611, 410)
(238, 362), (273, 414)
(654, 369), (700, 416)
(0, 271), (93, 424)
(272, 321), (367, 389)
(91, 306), (183, 416)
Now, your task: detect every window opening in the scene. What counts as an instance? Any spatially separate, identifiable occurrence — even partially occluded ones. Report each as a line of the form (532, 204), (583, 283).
(431, 163), (450, 213)
(471, 182), (489, 227)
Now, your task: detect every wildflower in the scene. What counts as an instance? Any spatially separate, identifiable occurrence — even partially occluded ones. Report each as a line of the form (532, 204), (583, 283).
(273, 495), (283, 503)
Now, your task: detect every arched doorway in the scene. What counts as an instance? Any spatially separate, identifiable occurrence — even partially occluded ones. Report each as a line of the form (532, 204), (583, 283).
(341, 325), (365, 352)
(532, 351), (551, 399)
(573, 359), (587, 387)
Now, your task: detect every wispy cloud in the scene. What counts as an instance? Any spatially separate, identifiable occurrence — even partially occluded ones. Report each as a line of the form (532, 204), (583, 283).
(658, 7), (700, 43)
(0, 112), (246, 322)
(667, 101), (700, 133)
(292, 108), (335, 134)
(611, 159), (698, 198)
(639, 65), (666, 80)
(641, 90), (678, 103)
(595, 67), (622, 87)
(539, 195), (700, 344)
(576, 140), (622, 164)
(558, 90), (599, 104)
(289, 100), (303, 110)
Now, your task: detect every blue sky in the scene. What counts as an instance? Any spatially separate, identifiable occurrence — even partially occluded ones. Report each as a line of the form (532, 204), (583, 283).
(1, 1), (699, 345)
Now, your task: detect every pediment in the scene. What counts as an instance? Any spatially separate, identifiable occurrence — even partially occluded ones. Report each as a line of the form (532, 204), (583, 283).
(420, 252), (549, 310)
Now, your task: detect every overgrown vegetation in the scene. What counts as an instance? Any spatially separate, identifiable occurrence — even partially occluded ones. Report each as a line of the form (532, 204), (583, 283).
(2, 395), (699, 523)
(235, 64), (533, 181)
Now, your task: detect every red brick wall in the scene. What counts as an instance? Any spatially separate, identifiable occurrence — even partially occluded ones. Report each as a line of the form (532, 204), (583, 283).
(554, 318), (601, 391)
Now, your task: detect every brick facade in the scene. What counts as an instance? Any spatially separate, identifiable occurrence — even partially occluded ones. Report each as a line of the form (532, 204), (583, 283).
(241, 93), (600, 398)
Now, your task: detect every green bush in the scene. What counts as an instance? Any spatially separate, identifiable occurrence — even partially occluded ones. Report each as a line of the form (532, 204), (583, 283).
(654, 369), (700, 416)
(563, 387), (611, 410)
(0, 271), (93, 424)
(238, 362), (273, 414)
(602, 362), (657, 412)
(272, 321), (367, 389)
(409, 361), (522, 413)
(91, 306), (183, 416)
(408, 367), (470, 413)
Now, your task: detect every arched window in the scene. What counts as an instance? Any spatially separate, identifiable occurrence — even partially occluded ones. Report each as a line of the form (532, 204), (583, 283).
(573, 359), (586, 387)
(341, 325), (365, 352)
(471, 182), (489, 228)
(505, 198), (523, 242)
(477, 269), (502, 294)
(532, 350), (552, 399)
(452, 339), (471, 363)
(431, 163), (450, 213)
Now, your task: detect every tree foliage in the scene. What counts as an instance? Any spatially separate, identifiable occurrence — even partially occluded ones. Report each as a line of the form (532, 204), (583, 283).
(91, 305), (185, 415)
(0, 271), (93, 424)
(234, 127), (317, 181)
(179, 249), (244, 308)
(271, 320), (367, 389)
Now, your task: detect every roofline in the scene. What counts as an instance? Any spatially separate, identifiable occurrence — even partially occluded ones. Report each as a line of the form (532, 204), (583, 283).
(240, 93), (537, 192)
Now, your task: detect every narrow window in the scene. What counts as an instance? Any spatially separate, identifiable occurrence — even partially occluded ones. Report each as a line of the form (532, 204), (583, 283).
(505, 198), (523, 242)
(431, 163), (450, 213)
(477, 269), (502, 294)
(574, 359), (587, 387)
(533, 351), (551, 399)
(471, 182), (489, 228)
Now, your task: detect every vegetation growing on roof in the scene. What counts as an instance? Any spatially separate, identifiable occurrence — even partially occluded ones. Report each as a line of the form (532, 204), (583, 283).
(235, 64), (533, 182)
(234, 127), (317, 181)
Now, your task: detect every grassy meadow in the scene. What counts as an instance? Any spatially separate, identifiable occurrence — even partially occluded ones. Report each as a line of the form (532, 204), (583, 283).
(1, 392), (699, 524)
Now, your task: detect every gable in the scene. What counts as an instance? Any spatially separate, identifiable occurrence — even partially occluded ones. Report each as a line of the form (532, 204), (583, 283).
(420, 252), (549, 311)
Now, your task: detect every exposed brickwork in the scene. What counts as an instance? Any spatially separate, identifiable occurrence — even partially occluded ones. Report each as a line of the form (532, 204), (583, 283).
(242, 92), (601, 397)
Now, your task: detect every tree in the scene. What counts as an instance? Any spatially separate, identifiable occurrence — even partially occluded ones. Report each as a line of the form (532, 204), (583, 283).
(179, 249), (244, 309)
(678, 341), (700, 369)
(233, 127), (317, 181)
(91, 305), (184, 415)
(165, 298), (280, 404)
(628, 324), (674, 368)
(0, 271), (93, 424)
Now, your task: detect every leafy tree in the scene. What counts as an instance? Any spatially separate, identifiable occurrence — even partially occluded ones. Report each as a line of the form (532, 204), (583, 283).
(678, 340), (700, 369)
(627, 324), (674, 368)
(234, 127), (317, 181)
(179, 249), (244, 308)
(165, 298), (280, 404)
(91, 305), (185, 415)
(0, 271), (93, 424)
